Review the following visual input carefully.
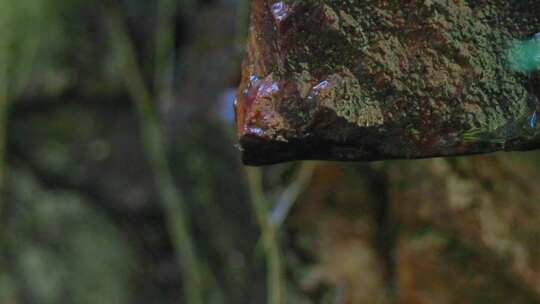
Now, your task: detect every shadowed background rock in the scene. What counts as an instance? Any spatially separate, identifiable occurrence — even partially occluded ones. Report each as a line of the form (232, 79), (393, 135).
(235, 0), (540, 165)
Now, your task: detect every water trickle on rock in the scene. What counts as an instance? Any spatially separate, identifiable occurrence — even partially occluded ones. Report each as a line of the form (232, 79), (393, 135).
(528, 111), (537, 129)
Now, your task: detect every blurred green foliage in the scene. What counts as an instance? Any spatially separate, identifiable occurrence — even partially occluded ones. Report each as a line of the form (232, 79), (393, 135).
(2, 168), (135, 304)
(0, 0), (262, 303)
(0, 0), (70, 97)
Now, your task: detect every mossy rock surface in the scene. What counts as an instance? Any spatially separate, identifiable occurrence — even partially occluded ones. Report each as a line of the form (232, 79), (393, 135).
(236, 0), (540, 165)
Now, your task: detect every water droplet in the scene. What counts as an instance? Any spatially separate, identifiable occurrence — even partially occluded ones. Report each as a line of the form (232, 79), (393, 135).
(313, 80), (330, 91)
(271, 2), (292, 23)
(218, 88), (237, 123)
(247, 127), (265, 136)
(529, 111), (537, 129)
(250, 74), (261, 83)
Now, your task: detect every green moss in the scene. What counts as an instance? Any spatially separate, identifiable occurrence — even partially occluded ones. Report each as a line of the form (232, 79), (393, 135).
(326, 68), (384, 127)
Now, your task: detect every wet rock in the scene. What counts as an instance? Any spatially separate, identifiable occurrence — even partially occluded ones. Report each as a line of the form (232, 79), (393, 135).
(235, 0), (540, 165)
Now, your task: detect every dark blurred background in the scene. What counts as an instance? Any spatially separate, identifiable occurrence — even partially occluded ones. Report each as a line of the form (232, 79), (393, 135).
(3, 1), (540, 304)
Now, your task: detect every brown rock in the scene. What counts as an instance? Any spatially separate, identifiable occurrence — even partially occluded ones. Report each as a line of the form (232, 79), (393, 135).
(236, 0), (540, 165)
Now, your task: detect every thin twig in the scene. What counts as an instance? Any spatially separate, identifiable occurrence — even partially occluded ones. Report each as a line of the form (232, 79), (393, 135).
(155, 0), (226, 301)
(246, 167), (284, 304)
(246, 162), (316, 304)
(155, 0), (177, 104)
(0, 44), (10, 301)
(269, 162), (317, 228)
(0, 50), (9, 215)
(107, 9), (204, 304)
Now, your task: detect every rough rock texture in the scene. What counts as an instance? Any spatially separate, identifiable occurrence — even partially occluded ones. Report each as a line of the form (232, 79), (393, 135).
(287, 164), (392, 303)
(391, 156), (540, 303)
(235, 0), (540, 165)
(286, 155), (540, 303)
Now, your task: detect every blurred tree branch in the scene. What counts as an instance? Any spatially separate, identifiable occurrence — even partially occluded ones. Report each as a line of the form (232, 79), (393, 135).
(0, 57), (8, 211)
(107, 4), (208, 304)
(155, 0), (177, 105)
(270, 163), (317, 228)
(246, 167), (284, 304)
(246, 162), (316, 304)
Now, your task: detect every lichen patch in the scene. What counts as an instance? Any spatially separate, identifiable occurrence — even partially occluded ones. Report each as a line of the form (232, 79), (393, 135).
(311, 68), (384, 127)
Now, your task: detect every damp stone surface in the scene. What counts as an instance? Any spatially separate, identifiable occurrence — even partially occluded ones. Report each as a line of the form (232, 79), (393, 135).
(235, 0), (540, 165)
